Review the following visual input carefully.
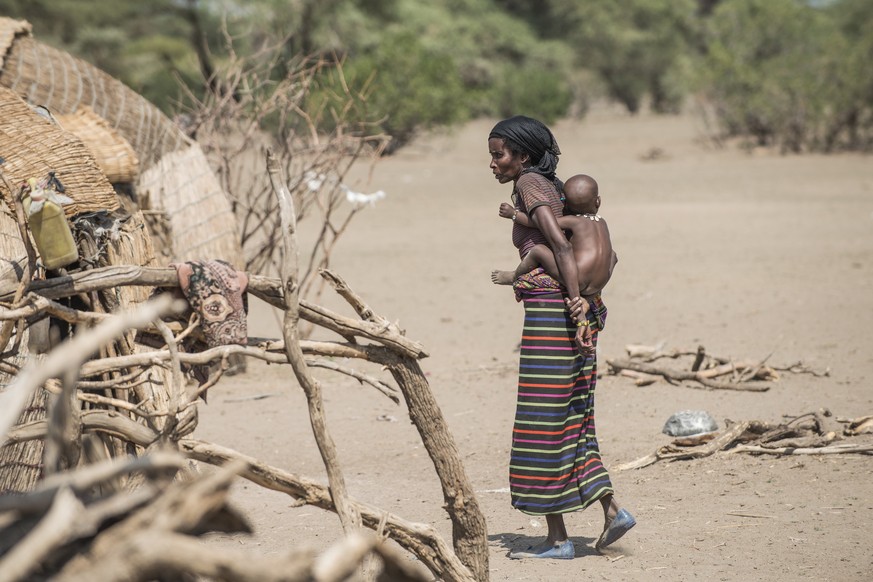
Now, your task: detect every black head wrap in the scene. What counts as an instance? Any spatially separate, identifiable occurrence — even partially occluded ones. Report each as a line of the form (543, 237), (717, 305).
(489, 116), (562, 183)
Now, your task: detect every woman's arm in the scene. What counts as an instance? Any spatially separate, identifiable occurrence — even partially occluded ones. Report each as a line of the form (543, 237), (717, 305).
(529, 205), (580, 303)
(498, 202), (532, 227)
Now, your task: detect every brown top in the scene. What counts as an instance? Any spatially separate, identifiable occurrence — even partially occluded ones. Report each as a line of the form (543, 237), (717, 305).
(511, 172), (563, 258)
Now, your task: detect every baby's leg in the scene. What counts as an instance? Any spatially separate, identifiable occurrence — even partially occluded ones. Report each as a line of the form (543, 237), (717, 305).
(521, 245), (559, 281)
(491, 247), (545, 285)
(514, 245), (554, 279)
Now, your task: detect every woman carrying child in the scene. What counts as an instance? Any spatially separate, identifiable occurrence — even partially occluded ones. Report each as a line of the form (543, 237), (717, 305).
(487, 115), (634, 559)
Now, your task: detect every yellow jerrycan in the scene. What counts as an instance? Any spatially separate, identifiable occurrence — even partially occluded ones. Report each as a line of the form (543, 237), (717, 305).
(22, 176), (79, 270)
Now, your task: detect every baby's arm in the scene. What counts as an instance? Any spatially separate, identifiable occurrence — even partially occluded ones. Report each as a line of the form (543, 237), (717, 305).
(498, 202), (532, 226)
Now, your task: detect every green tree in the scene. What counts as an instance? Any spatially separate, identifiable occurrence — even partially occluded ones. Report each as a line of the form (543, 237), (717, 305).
(544, 0), (700, 113)
(698, 0), (865, 151)
(0, 0), (204, 112)
(822, 0), (873, 149)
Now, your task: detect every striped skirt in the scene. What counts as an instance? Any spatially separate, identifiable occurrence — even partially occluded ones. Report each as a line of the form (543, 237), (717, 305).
(509, 293), (613, 515)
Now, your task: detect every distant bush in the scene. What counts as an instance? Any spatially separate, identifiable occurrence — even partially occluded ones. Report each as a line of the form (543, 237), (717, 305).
(492, 63), (572, 124)
(341, 31), (469, 151)
(549, 0), (699, 114)
(698, 0), (873, 152)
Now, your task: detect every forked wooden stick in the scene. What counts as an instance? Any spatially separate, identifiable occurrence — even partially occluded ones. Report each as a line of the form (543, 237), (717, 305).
(267, 150), (361, 536)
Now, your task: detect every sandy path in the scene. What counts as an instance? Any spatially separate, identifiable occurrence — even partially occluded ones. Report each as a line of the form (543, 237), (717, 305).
(196, 109), (873, 581)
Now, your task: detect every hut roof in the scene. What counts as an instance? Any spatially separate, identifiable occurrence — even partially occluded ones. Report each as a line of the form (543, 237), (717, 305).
(56, 106), (140, 184)
(0, 86), (119, 217)
(0, 17), (189, 171)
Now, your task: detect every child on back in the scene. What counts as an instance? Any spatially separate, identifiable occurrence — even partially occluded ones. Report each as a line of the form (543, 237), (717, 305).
(492, 174), (617, 353)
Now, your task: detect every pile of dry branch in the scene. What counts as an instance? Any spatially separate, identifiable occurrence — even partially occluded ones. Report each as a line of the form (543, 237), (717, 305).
(605, 343), (871, 471)
(0, 451), (433, 582)
(616, 409), (873, 471)
(606, 342), (829, 392)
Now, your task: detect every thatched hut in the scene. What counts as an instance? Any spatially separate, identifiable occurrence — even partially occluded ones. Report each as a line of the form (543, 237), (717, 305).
(0, 16), (243, 268)
(0, 86), (185, 493)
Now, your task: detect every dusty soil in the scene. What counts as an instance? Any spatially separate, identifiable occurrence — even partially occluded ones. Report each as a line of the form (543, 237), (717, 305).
(195, 108), (873, 581)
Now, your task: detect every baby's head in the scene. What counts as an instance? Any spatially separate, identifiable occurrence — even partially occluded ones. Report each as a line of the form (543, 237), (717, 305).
(563, 174), (600, 215)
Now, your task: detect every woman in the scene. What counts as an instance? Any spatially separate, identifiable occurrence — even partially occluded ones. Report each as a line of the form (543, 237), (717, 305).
(488, 116), (635, 559)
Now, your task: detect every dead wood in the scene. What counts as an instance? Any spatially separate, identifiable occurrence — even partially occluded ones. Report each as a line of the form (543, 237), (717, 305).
(0, 169), (37, 358)
(43, 366), (82, 476)
(755, 435), (837, 449)
(617, 411), (873, 471)
(0, 173), (484, 581)
(58, 459), (250, 576)
(0, 451), (184, 514)
(54, 530), (430, 582)
(729, 443), (873, 456)
(696, 360), (778, 381)
(618, 369), (659, 387)
(0, 486), (83, 582)
(0, 293), (112, 325)
(313, 532), (432, 582)
(363, 356), (490, 581)
(5, 409), (173, 450)
(306, 357), (400, 404)
(0, 265), (429, 359)
(607, 358), (770, 392)
(615, 421), (753, 470)
(670, 432), (719, 447)
(616, 344), (826, 388)
(772, 361), (830, 377)
(0, 294), (181, 444)
(240, 346), (488, 573)
(180, 438), (476, 582)
(690, 345), (706, 372)
(56, 531), (314, 582)
(268, 150), (361, 536)
(844, 415), (873, 436)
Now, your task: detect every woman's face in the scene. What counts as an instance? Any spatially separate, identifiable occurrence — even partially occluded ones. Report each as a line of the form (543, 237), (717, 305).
(489, 137), (525, 184)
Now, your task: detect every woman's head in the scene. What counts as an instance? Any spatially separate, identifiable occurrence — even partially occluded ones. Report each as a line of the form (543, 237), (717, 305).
(488, 116), (561, 182)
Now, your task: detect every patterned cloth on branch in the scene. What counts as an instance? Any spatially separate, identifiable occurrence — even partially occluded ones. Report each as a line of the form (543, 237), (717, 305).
(172, 259), (248, 347)
(509, 292), (613, 515)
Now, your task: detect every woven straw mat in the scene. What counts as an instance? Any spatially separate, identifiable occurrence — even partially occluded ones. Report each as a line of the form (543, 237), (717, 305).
(0, 86), (119, 217)
(57, 106), (140, 183)
(137, 143), (242, 267)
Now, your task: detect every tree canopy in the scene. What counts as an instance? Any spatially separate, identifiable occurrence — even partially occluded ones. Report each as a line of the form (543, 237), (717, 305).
(1, 0), (870, 152)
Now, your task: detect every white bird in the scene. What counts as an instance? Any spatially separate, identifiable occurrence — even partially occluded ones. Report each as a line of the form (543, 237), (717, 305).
(342, 185), (386, 207)
(304, 171), (326, 192)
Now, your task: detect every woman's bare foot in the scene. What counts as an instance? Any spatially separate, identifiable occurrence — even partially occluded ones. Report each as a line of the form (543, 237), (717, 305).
(491, 269), (515, 285)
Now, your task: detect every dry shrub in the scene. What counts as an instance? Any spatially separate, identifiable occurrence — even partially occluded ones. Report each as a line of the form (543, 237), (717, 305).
(177, 31), (390, 301)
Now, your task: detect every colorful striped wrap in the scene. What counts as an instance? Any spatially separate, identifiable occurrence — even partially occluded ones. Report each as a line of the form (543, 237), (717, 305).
(510, 291), (613, 515)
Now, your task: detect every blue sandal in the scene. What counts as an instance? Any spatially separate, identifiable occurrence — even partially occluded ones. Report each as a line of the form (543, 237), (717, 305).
(509, 539), (575, 560)
(596, 508), (636, 550)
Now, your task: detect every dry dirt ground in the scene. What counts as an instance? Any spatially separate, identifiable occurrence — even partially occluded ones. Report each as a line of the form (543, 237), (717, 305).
(195, 108), (873, 581)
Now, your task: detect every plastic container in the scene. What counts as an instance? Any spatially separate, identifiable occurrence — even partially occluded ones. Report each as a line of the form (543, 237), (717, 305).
(23, 192), (79, 270)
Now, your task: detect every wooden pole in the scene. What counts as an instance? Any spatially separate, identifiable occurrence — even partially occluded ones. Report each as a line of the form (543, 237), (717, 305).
(266, 150), (361, 535)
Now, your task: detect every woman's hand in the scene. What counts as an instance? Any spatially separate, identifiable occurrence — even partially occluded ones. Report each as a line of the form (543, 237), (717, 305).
(499, 202), (516, 219)
(565, 296), (590, 324)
